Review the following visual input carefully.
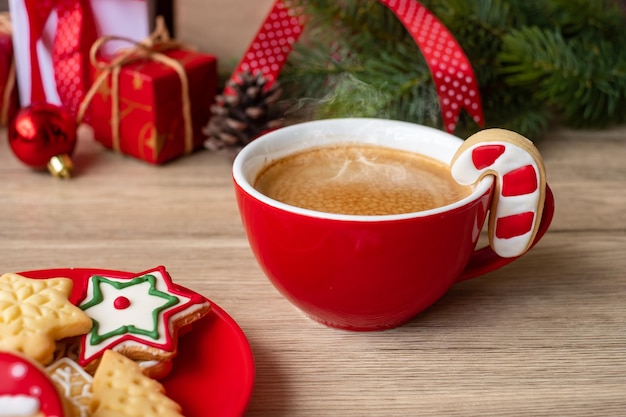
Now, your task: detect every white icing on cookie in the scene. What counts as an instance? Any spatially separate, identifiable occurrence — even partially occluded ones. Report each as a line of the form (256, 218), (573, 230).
(46, 358), (93, 417)
(0, 396), (40, 416)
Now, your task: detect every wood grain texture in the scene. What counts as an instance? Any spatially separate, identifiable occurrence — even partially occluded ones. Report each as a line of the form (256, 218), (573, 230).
(0, 125), (624, 416)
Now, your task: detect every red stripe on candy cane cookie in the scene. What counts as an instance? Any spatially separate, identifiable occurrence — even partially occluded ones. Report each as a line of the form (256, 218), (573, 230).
(501, 165), (538, 196)
(495, 212), (535, 239)
(451, 129), (547, 258)
(471, 144), (505, 170)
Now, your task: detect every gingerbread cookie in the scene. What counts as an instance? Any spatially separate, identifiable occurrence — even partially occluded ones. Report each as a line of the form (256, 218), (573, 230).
(77, 266), (210, 371)
(0, 273), (93, 365)
(451, 128), (547, 258)
(91, 349), (185, 417)
(0, 350), (68, 417)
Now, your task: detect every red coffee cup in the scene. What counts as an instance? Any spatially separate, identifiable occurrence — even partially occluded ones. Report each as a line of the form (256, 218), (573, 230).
(233, 118), (554, 331)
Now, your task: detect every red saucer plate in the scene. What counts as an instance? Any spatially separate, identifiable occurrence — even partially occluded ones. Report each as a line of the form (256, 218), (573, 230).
(19, 268), (255, 417)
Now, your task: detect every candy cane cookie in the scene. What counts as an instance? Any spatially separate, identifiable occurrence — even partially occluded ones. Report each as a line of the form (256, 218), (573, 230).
(451, 129), (547, 258)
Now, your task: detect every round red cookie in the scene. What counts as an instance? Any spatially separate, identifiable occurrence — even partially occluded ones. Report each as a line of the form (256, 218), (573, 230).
(0, 351), (66, 417)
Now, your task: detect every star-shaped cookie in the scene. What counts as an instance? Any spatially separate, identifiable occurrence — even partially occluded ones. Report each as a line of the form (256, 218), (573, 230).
(0, 273), (93, 364)
(78, 266), (210, 368)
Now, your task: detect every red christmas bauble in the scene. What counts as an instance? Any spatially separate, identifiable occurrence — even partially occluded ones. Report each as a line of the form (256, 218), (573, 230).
(8, 102), (77, 178)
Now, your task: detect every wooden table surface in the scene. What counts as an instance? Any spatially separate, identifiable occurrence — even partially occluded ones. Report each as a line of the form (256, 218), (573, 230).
(1, 124), (624, 416)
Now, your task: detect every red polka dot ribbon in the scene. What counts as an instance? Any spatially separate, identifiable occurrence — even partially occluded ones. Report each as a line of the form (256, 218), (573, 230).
(227, 0), (305, 90)
(24, 0), (98, 117)
(228, 0), (484, 133)
(381, 0), (484, 131)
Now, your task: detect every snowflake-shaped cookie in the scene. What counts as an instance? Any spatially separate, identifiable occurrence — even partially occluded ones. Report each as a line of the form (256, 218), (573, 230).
(0, 273), (93, 364)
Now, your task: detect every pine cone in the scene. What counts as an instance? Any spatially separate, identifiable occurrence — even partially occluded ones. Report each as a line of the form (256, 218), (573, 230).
(204, 70), (284, 156)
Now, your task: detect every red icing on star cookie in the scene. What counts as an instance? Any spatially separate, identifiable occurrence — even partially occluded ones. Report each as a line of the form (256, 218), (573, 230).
(0, 351), (66, 417)
(113, 296), (131, 310)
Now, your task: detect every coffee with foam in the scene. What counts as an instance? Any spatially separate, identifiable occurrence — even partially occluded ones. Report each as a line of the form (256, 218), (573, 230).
(254, 144), (471, 216)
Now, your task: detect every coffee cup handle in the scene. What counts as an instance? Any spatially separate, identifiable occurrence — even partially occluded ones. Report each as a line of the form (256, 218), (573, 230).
(456, 184), (555, 282)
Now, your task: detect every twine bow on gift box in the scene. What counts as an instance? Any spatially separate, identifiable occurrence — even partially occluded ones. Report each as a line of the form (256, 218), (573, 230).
(77, 17), (194, 156)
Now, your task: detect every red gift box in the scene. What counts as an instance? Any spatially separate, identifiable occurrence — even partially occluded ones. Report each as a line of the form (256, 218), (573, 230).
(88, 43), (217, 164)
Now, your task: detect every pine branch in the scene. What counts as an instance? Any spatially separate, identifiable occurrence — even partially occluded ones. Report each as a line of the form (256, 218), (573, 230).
(546, 0), (626, 41)
(277, 0), (626, 136)
(282, 0), (439, 124)
(498, 26), (626, 127)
